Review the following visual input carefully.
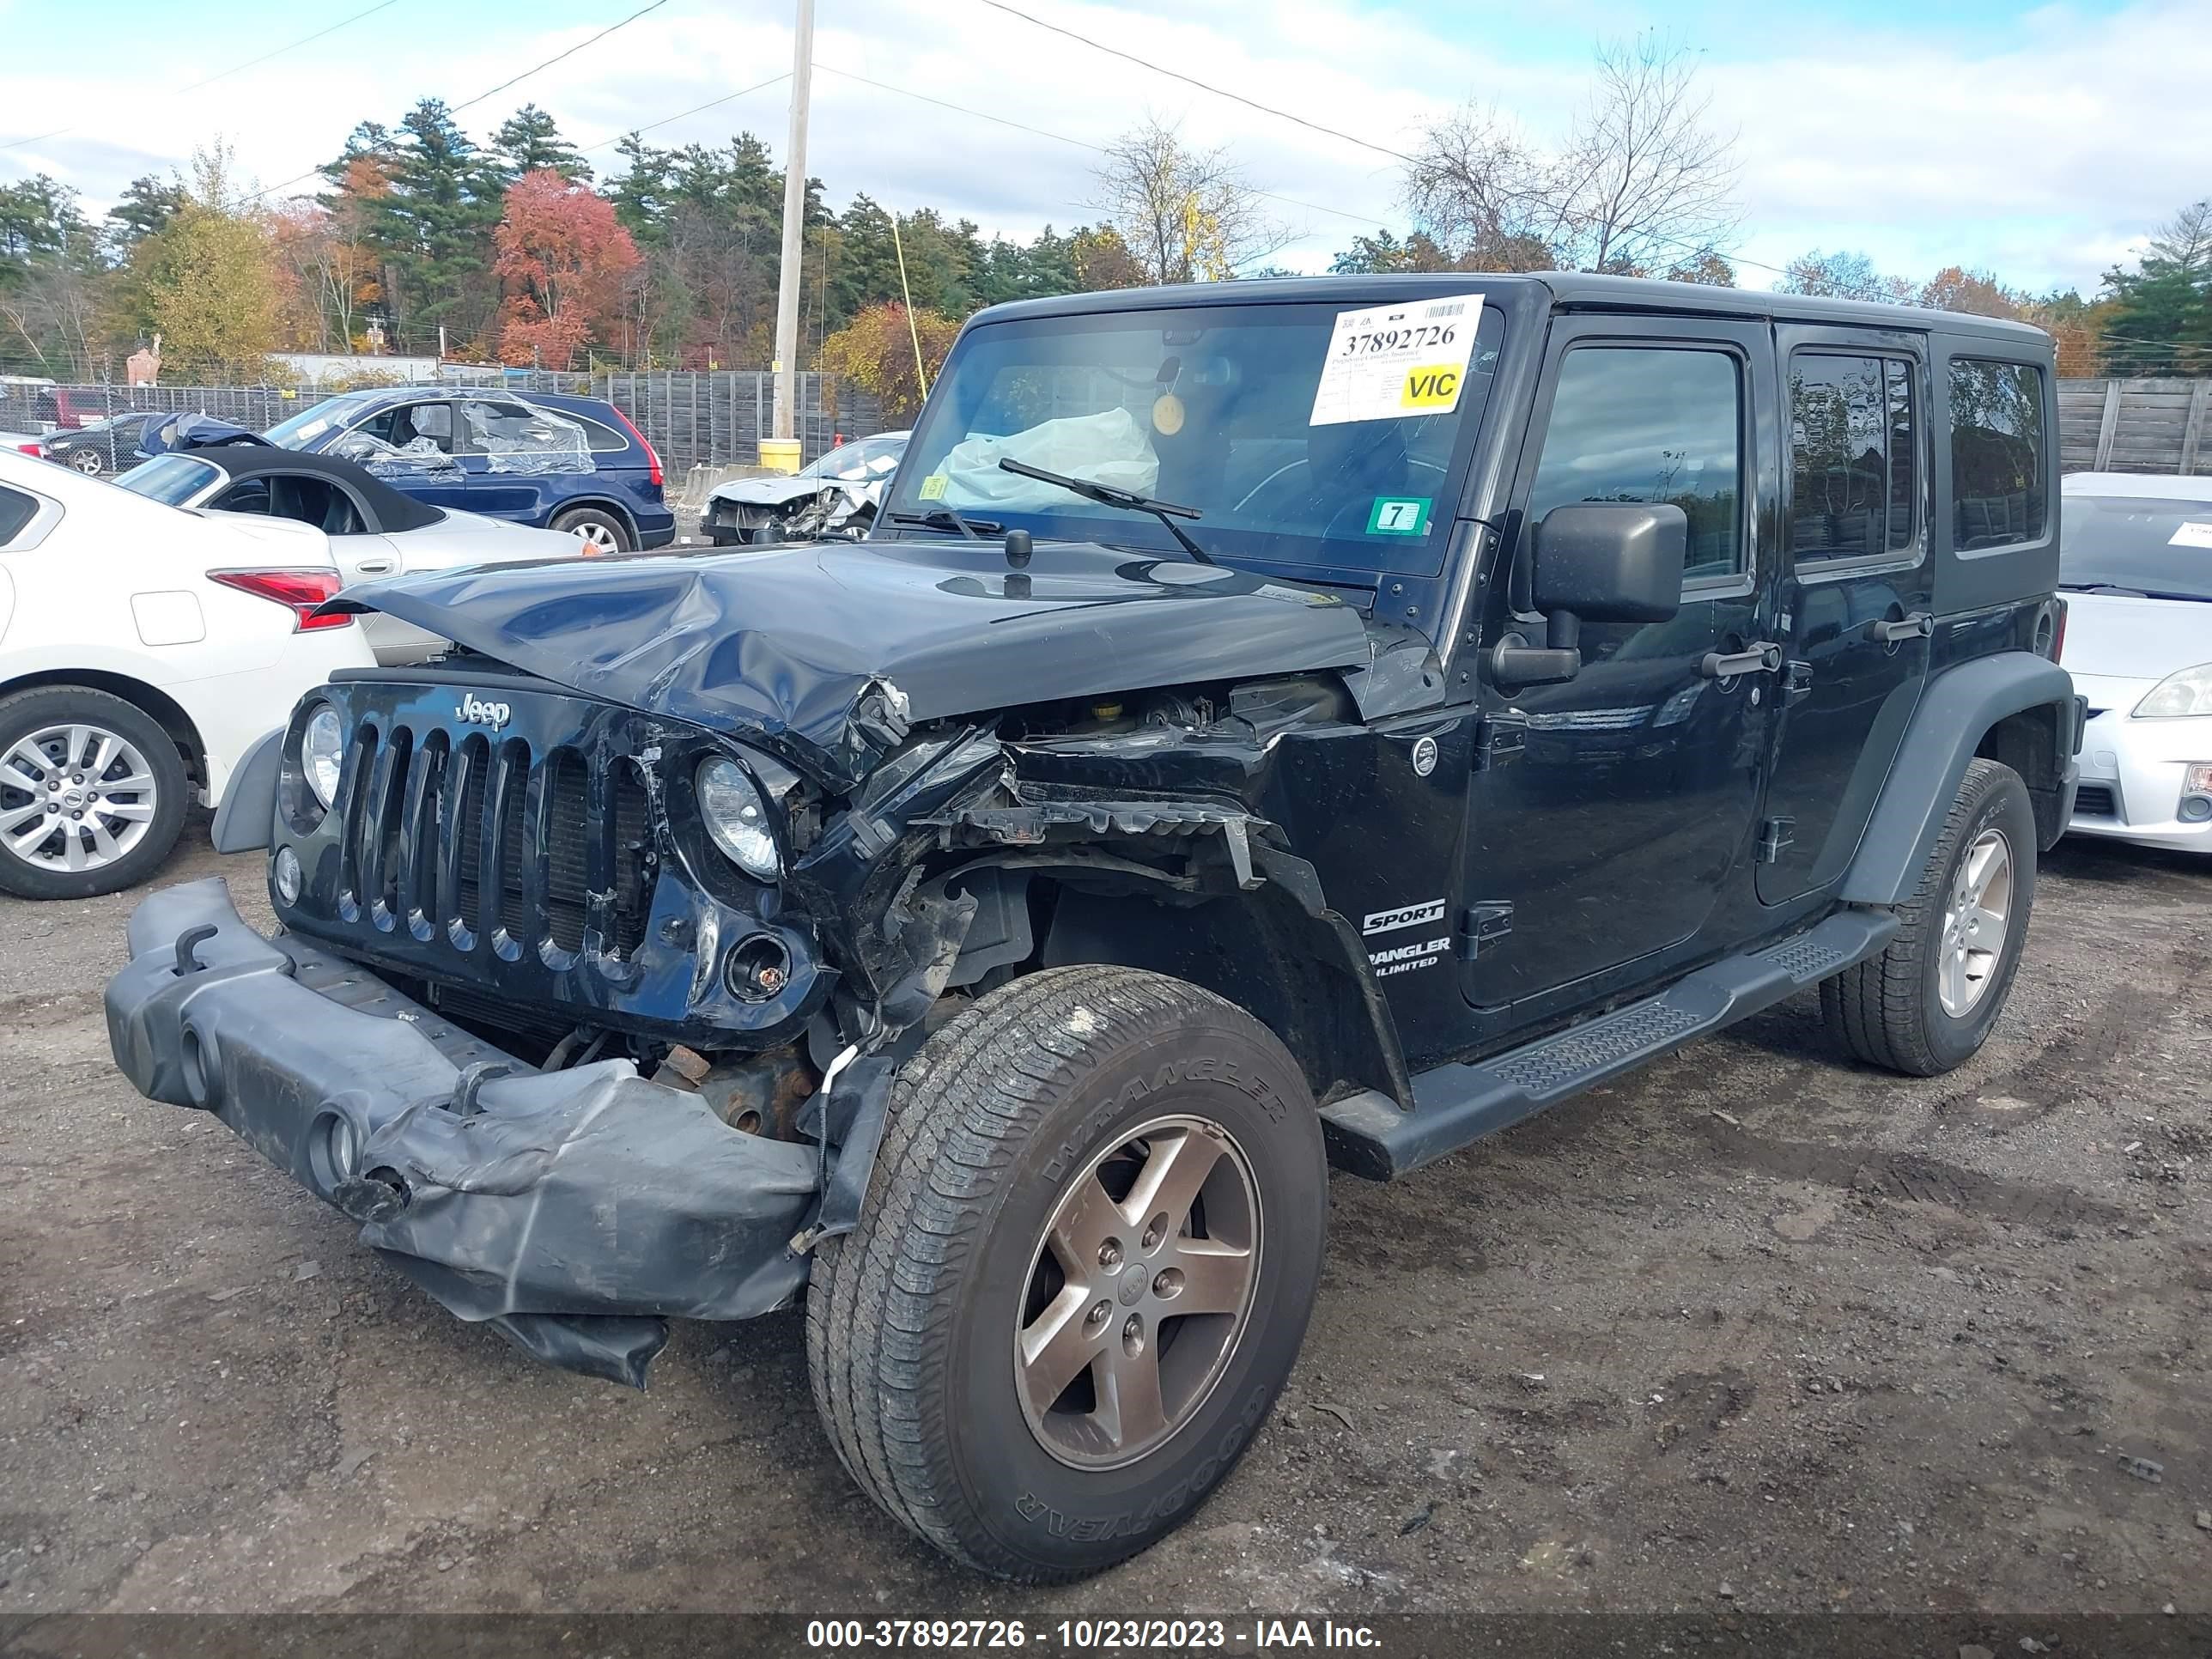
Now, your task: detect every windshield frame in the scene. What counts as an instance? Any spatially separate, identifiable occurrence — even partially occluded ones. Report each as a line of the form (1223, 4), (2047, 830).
(878, 296), (1504, 592)
(2057, 492), (2212, 602)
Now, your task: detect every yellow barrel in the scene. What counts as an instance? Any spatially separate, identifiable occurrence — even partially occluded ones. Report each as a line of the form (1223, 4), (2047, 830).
(757, 438), (802, 474)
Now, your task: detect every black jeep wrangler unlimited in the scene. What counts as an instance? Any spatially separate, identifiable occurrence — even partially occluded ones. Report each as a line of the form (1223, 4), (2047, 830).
(104, 275), (2079, 1581)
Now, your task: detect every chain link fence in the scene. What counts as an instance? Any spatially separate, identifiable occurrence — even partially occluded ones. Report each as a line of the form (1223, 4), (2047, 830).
(0, 371), (895, 471)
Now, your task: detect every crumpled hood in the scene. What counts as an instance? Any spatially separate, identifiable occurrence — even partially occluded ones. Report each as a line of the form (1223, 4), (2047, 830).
(333, 538), (1372, 788)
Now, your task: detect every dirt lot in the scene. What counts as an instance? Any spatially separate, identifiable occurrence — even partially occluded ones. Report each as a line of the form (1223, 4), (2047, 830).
(2, 822), (2207, 1619)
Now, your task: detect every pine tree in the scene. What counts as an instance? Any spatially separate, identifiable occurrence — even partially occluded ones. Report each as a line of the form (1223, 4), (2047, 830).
(491, 104), (593, 185)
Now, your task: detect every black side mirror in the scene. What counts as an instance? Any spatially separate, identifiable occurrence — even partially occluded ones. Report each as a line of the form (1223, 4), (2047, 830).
(1493, 503), (1688, 687)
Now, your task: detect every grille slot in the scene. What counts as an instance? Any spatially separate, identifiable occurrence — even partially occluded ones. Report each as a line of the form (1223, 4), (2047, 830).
(341, 715), (655, 963)
(2075, 783), (2116, 817)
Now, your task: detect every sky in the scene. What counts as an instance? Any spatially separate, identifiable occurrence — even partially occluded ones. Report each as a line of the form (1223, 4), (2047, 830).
(0, 0), (2205, 295)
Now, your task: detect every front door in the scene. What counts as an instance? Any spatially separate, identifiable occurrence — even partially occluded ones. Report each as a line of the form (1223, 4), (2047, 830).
(1462, 321), (1780, 1009)
(1757, 330), (1933, 903)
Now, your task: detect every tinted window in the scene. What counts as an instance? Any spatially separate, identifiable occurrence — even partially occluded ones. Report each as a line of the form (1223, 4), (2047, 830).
(0, 483), (39, 544)
(2059, 494), (2212, 602)
(1790, 355), (1916, 563)
(1949, 360), (2045, 550)
(1527, 346), (1743, 583)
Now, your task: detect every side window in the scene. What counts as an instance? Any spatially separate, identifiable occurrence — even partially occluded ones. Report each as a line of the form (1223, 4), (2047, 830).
(215, 479), (273, 515)
(1949, 359), (2045, 550)
(359, 402), (455, 453)
(1526, 345), (1744, 585)
(0, 483), (40, 544)
(1789, 353), (1917, 565)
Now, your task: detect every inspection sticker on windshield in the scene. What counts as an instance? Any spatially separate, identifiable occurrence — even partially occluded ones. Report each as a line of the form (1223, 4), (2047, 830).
(918, 472), (948, 500)
(1367, 496), (1432, 536)
(2170, 520), (2212, 548)
(1310, 292), (1483, 426)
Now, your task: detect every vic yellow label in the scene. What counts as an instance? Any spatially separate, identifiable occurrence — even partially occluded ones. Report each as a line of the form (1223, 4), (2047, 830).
(1400, 365), (1462, 410)
(918, 472), (948, 500)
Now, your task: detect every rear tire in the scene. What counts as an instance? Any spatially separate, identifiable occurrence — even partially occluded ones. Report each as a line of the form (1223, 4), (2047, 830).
(70, 448), (104, 475)
(0, 686), (189, 900)
(807, 965), (1325, 1581)
(550, 507), (632, 555)
(1822, 757), (2036, 1075)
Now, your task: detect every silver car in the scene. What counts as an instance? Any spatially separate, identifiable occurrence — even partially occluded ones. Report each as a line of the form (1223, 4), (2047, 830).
(2059, 471), (2212, 853)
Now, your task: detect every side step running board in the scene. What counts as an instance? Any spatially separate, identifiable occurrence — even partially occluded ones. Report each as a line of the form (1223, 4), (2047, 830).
(1320, 910), (1898, 1180)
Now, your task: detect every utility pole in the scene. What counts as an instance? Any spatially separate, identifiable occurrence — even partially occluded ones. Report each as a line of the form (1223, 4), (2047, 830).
(771, 0), (815, 446)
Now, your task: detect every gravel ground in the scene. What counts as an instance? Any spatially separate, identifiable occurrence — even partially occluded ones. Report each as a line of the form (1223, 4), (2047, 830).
(2, 821), (2207, 1617)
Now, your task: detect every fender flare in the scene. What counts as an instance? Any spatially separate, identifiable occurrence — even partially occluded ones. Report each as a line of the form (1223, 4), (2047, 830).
(1840, 652), (2081, 907)
(545, 495), (640, 542)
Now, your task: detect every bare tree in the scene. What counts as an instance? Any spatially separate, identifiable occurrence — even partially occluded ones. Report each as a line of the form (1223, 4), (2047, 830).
(1781, 249), (1917, 305)
(1551, 33), (1740, 273)
(1405, 33), (1740, 276)
(1401, 106), (1561, 270)
(1092, 118), (1291, 285)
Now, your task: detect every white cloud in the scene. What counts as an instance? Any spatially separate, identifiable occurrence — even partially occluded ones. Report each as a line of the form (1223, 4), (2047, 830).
(0, 0), (2198, 291)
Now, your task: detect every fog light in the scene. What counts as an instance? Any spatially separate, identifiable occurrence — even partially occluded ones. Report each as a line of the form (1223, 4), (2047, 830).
(274, 845), (302, 904)
(2180, 796), (2212, 823)
(725, 932), (792, 1001)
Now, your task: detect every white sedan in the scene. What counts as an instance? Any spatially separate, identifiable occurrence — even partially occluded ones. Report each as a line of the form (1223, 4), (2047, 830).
(2059, 471), (2212, 854)
(0, 448), (376, 900)
(116, 445), (585, 664)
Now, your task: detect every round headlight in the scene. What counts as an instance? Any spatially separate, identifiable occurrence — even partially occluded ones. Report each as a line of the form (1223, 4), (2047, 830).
(696, 757), (781, 879)
(303, 704), (344, 808)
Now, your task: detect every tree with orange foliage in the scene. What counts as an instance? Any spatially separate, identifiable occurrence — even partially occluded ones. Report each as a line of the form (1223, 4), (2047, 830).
(818, 302), (961, 422)
(492, 168), (640, 369)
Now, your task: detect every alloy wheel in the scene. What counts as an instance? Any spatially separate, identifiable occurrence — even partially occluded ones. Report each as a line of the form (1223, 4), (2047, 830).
(0, 724), (160, 875)
(570, 520), (622, 556)
(1014, 1115), (1262, 1470)
(1938, 827), (2013, 1017)
(70, 449), (103, 474)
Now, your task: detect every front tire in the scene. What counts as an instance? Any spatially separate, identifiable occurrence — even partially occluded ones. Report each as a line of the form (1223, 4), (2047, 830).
(807, 966), (1325, 1581)
(0, 686), (188, 900)
(1822, 757), (2037, 1075)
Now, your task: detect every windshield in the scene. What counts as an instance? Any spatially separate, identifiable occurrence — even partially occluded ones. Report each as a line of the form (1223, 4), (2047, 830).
(114, 454), (221, 506)
(2059, 494), (2212, 600)
(803, 432), (906, 481)
(262, 394), (376, 448)
(885, 296), (1503, 577)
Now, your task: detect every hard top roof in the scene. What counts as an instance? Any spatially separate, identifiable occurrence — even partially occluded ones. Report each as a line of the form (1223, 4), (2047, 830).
(967, 271), (2051, 348)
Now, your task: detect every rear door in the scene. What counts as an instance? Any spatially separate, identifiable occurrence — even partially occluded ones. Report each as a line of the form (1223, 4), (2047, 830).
(1757, 329), (1934, 903)
(1461, 317), (1782, 1008)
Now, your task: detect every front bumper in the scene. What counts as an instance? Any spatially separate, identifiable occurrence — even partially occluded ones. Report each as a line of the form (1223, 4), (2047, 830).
(104, 878), (820, 1386)
(2067, 708), (2212, 854)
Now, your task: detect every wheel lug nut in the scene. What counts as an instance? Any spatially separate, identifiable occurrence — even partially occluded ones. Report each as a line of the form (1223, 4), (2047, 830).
(1097, 1240), (1121, 1269)
(1086, 1299), (1110, 1328)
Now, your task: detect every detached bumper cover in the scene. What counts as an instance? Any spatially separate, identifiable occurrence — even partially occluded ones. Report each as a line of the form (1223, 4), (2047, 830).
(104, 878), (819, 1386)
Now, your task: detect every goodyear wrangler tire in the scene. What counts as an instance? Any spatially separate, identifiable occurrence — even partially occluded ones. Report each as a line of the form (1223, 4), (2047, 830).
(805, 965), (1325, 1581)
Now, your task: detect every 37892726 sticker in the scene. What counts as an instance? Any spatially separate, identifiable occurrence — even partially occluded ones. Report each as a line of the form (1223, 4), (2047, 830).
(1310, 293), (1485, 427)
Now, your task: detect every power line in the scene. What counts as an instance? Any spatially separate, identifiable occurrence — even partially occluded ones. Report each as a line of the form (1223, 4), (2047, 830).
(0, 0), (406, 152)
(577, 74), (791, 154)
(451, 0), (674, 115)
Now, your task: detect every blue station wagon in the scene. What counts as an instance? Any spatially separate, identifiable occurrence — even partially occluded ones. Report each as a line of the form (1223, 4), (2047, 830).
(260, 387), (674, 553)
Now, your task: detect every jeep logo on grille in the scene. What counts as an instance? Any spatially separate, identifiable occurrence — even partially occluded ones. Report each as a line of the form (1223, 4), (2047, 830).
(454, 693), (512, 729)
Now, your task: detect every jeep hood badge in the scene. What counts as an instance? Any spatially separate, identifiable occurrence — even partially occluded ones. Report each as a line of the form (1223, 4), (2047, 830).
(333, 539), (1373, 790)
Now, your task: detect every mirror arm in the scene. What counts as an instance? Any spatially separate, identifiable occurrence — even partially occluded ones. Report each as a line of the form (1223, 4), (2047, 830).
(1489, 632), (1581, 689)
(1545, 608), (1581, 653)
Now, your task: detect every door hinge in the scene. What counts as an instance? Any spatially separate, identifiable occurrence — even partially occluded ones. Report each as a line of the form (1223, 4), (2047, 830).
(1756, 817), (1796, 864)
(1474, 714), (1526, 772)
(1782, 659), (1814, 703)
(1455, 901), (1514, 960)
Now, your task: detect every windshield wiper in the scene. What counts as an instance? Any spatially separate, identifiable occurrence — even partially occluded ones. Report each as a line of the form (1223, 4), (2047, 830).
(995, 457), (1216, 565)
(887, 507), (1000, 539)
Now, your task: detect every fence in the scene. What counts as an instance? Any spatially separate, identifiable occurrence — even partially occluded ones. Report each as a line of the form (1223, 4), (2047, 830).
(2056, 379), (2210, 475)
(0, 370), (894, 471)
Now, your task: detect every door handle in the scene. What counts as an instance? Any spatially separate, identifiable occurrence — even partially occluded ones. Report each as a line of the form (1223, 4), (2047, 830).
(1698, 641), (1784, 679)
(1869, 611), (1933, 642)
(353, 559), (397, 575)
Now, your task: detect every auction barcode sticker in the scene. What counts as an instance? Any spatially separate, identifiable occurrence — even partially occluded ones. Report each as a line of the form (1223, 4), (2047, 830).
(1310, 293), (1484, 426)
(2169, 520), (2212, 549)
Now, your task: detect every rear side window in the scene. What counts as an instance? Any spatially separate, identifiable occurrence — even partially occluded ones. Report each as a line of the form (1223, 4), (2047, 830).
(0, 483), (39, 544)
(1789, 354), (1917, 564)
(574, 415), (632, 453)
(1527, 344), (1745, 585)
(1949, 360), (2045, 550)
